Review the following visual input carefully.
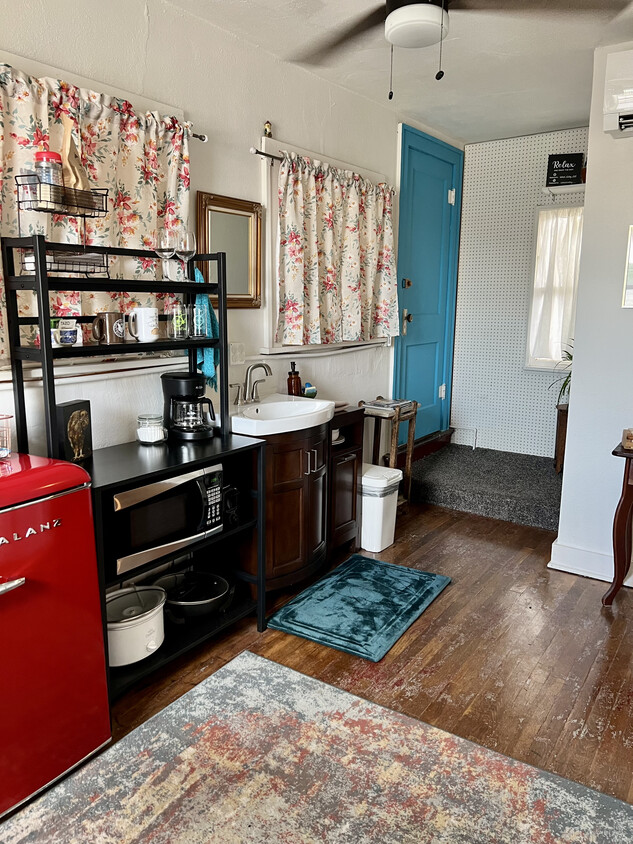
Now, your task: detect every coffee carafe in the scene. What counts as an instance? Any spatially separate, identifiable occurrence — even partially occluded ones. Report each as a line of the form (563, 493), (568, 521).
(160, 372), (215, 441)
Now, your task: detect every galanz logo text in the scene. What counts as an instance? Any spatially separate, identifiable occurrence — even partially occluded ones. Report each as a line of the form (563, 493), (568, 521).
(0, 519), (62, 546)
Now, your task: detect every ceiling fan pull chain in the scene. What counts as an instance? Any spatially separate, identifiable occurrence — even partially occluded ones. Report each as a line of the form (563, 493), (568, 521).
(388, 43), (394, 100)
(436, 0), (446, 80)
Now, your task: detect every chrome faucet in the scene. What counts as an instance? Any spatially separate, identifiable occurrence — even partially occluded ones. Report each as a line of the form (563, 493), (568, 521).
(243, 362), (272, 403)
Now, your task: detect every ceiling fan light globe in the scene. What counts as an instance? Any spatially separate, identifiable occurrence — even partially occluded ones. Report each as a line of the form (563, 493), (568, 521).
(385, 4), (449, 48)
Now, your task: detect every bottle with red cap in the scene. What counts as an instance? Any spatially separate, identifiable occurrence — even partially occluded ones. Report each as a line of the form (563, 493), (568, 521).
(34, 150), (63, 187)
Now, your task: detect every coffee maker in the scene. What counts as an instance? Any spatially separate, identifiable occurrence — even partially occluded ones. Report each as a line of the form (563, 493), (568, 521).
(161, 372), (215, 441)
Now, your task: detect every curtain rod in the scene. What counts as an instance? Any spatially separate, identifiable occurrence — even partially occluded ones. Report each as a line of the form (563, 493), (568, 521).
(192, 132), (208, 142)
(250, 146), (283, 163)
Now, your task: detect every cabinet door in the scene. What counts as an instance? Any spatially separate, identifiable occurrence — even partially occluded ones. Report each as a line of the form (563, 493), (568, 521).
(306, 429), (328, 564)
(330, 449), (361, 549)
(266, 437), (308, 580)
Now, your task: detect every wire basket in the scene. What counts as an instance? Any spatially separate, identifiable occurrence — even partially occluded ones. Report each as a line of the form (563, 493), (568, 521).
(16, 175), (108, 218)
(20, 248), (109, 276)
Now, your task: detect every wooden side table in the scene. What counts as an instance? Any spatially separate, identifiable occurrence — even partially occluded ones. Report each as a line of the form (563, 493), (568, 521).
(360, 398), (418, 508)
(602, 443), (633, 606)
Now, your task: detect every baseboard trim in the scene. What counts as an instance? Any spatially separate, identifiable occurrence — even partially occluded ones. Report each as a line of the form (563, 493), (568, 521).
(549, 539), (633, 588)
(393, 428), (453, 468)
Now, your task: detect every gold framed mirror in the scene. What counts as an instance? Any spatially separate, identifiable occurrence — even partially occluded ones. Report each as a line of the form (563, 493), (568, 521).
(196, 191), (262, 308)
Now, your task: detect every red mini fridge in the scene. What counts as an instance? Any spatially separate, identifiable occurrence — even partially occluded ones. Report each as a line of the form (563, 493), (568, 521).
(0, 454), (111, 818)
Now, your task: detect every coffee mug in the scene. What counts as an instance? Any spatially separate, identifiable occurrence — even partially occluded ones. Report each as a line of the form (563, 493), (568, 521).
(53, 318), (78, 346)
(129, 307), (159, 343)
(92, 311), (125, 345)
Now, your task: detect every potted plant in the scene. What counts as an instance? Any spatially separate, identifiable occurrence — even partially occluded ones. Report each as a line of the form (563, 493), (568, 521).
(550, 342), (573, 406)
(550, 342), (572, 473)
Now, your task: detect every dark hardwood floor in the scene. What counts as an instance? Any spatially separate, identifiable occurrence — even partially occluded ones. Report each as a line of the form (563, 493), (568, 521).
(111, 503), (633, 803)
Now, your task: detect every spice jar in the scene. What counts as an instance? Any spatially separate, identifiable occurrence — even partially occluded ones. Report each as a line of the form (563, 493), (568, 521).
(136, 414), (167, 445)
(34, 151), (64, 186)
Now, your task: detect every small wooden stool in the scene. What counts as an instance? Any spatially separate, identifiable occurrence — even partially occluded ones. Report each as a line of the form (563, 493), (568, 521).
(359, 397), (418, 509)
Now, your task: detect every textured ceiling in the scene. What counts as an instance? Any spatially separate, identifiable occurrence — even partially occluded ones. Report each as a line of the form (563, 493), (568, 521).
(173, 0), (633, 143)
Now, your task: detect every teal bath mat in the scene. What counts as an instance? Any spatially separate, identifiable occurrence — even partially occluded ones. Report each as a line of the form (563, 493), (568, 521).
(267, 555), (451, 662)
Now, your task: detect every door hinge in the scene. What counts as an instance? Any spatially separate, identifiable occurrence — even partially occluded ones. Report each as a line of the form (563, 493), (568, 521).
(448, 189), (455, 206)
(439, 383), (446, 400)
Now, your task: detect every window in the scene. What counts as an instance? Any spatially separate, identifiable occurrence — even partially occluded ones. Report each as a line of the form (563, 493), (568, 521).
(526, 205), (583, 369)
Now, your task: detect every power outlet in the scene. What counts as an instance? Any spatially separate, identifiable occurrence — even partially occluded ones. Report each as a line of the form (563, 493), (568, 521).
(229, 342), (245, 365)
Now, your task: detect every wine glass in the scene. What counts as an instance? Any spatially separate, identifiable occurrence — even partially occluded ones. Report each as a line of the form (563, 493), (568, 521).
(156, 229), (176, 281)
(175, 230), (196, 280)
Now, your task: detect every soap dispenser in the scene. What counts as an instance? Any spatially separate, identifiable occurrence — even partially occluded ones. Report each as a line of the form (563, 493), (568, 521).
(287, 361), (302, 396)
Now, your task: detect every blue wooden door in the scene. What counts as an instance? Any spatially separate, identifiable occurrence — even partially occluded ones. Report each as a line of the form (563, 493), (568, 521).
(394, 125), (463, 440)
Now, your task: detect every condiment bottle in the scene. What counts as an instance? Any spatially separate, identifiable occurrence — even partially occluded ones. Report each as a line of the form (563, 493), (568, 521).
(287, 361), (302, 396)
(34, 151), (64, 186)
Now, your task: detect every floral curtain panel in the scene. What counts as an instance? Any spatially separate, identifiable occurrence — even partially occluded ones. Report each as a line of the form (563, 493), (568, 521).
(276, 152), (398, 346)
(0, 63), (191, 365)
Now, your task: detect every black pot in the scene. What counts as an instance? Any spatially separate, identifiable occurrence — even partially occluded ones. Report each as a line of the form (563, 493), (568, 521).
(153, 571), (230, 620)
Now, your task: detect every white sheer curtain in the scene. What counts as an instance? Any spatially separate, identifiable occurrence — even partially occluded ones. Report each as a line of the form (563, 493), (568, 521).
(528, 206), (583, 365)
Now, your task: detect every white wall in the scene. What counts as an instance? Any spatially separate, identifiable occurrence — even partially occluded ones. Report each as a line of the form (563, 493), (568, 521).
(452, 128), (588, 456)
(550, 42), (633, 585)
(0, 0), (461, 451)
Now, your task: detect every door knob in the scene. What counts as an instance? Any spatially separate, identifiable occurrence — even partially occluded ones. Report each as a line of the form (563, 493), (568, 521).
(402, 309), (413, 335)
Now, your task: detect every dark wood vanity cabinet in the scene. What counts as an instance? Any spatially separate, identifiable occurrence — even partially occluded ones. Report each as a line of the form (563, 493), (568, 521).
(262, 423), (329, 589)
(328, 406), (365, 554)
(244, 407), (365, 593)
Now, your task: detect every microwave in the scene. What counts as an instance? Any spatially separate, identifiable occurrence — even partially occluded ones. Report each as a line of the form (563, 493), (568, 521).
(105, 464), (223, 579)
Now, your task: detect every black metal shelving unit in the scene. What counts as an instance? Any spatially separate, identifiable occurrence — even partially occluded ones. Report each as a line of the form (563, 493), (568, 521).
(0, 235), (229, 457)
(89, 437), (266, 701)
(0, 231), (267, 699)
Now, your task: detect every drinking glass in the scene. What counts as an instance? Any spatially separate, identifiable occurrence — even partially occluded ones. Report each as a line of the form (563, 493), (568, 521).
(165, 302), (189, 340)
(175, 231), (196, 279)
(189, 303), (209, 338)
(0, 414), (13, 459)
(156, 229), (176, 280)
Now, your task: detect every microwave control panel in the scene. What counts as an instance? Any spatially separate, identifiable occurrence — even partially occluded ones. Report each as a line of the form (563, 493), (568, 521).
(203, 465), (223, 533)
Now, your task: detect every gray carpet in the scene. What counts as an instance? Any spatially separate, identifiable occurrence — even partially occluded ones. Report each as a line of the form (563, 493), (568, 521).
(410, 444), (562, 531)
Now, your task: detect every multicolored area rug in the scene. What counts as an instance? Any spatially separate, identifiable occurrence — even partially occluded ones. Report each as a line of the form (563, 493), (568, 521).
(3, 652), (633, 844)
(268, 554), (451, 661)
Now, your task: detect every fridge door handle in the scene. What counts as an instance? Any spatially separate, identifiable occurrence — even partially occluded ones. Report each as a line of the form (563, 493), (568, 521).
(0, 577), (26, 596)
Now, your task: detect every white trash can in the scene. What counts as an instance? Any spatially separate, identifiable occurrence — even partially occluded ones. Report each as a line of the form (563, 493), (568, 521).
(361, 463), (403, 552)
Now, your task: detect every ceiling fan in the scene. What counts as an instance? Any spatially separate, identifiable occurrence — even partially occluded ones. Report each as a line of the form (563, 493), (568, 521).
(297, 0), (629, 65)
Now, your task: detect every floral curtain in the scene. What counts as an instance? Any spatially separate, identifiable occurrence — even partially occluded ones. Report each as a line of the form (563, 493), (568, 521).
(276, 152), (398, 345)
(0, 63), (191, 365)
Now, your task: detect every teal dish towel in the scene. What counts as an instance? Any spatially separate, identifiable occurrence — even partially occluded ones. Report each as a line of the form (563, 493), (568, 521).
(194, 267), (220, 390)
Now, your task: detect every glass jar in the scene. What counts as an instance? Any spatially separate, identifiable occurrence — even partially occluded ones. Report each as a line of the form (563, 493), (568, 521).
(34, 151), (64, 186)
(0, 414), (12, 459)
(136, 414), (167, 445)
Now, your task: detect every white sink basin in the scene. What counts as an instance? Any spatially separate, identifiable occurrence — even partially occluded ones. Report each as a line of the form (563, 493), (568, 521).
(231, 393), (335, 436)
